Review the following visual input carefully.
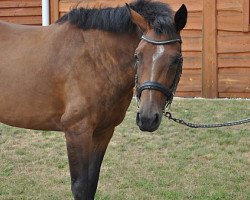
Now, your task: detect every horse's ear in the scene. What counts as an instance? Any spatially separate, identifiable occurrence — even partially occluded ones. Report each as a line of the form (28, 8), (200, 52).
(174, 4), (188, 31)
(126, 3), (149, 32)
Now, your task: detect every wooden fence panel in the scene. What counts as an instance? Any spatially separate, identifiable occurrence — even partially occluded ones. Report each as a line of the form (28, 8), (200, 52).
(182, 52), (202, 69)
(217, 0), (250, 98)
(0, 0), (41, 8)
(218, 52), (250, 68)
(218, 73), (250, 93)
(0, 0), (42, 25)
(0, 16), (41, 25)
(217, 10), (244, 31)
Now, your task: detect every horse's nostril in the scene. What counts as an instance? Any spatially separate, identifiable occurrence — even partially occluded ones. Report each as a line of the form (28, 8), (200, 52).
(153, 113), (160, 124)
(136, 112), (140, 125)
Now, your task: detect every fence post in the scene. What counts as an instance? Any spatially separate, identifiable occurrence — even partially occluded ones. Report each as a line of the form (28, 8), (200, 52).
(202, 0), (218, 98)
(50, 0), (59, 24)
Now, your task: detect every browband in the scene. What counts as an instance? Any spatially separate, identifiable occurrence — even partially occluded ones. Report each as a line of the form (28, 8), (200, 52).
(141, 35), (182, 45)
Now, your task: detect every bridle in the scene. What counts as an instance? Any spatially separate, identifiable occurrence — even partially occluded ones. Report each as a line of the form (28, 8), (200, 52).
(135, 34), (183, 110)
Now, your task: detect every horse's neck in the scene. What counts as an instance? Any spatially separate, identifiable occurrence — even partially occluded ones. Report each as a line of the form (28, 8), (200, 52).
(84, 30), (140, 89)
(51, 23), (140, 91)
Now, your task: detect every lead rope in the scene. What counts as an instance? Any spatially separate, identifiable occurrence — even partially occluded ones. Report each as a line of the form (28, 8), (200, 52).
(164, 112), (250, 128)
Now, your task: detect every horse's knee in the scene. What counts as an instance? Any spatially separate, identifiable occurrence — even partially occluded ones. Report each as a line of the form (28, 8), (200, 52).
(71, 179), (88, 200)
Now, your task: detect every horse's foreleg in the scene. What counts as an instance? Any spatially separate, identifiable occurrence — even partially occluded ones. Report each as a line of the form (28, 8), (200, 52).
(64, 123), (93, 200)
(87, 128), (114, 199)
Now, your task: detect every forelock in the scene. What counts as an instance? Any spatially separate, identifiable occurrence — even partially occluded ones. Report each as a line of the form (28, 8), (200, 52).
(129, 0), (178, 38)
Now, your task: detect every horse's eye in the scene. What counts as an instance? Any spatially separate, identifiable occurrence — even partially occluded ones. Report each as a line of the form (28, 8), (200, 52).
(171, 56), (182, 67)
(134, 53), (140, 63)
(172, 58), (179, 66)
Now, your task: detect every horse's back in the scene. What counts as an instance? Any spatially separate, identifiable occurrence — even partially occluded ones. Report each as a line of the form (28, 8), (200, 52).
(0, 20), (41, 44)
(0, 21), (45, 67)
(0, 21), (65, 131)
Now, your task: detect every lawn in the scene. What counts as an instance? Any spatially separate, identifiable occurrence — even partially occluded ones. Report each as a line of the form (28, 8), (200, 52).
(0, 98), (249, 200)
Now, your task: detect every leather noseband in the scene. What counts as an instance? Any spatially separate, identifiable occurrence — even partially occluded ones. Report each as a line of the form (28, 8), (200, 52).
(136, 81), (173, 100)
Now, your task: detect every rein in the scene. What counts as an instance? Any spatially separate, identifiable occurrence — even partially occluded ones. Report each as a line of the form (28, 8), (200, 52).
(164, 112), (250, 128)
(135, 34), (183, 109)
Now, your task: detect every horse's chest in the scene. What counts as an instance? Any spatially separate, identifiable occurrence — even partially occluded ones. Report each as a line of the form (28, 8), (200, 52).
(96, 90), (133, 129)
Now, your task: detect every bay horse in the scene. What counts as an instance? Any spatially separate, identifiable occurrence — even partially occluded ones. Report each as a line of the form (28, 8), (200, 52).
(0, 0), (187, 199)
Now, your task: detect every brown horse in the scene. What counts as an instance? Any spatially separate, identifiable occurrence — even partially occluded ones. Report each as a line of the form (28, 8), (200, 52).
(0, 0), (187, 199)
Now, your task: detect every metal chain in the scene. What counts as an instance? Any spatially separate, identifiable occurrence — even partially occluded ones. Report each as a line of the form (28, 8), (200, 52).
(164, 112), (250, 128)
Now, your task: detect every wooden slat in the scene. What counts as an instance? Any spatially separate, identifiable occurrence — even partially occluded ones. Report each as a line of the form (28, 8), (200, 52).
(218, 52), (250, 68)
(177, 72), (202, 92)
(217, 0), (243, 12)
(59, 2), (81, 12)
(181, 29), (202, 36)
(219, 67), (250, 74)
(218, 33), (250, 53)
(0, 7), (42, 17)
(161, 0), (203, 12)
(182, 35), (202, 52)
(184, 12), (203, 30)
(181, 30), (202, 52)
(182, 52), (202, 69)
(243, 0), (250, 32)
(217, 10), (243, 31)
(0, 16), (42, 25)
(202, 0), (218, 98)
(0, 0), (41, 8)
(219, 92), (250, 98)
(0, 0), (41, 25)
(176, 91), (201, 97)
(218, 30), (245, 36)
(218, 74), (250, 93)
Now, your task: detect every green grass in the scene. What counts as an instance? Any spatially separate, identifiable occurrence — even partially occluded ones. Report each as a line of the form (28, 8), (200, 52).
(0, 98), (249, 200)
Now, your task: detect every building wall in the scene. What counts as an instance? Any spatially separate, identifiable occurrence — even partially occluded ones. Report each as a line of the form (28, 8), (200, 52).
(0, 0), (42, 25)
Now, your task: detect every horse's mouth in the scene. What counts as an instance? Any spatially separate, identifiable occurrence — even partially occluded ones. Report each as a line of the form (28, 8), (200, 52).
(138, 125), (159, 132)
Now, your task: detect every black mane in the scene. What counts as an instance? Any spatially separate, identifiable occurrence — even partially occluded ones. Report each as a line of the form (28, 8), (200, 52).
(57, 0), (177, 37)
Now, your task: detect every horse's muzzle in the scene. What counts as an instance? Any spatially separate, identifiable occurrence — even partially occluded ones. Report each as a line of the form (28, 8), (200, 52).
(136, 112), (161, 132)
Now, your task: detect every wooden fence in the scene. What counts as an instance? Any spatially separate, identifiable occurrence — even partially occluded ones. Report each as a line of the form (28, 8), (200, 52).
(0, 0), (249, 98)
(0, 0), (42, 25)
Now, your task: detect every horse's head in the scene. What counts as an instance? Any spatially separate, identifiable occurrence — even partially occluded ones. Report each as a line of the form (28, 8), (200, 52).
(127, 3), (187, 132)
